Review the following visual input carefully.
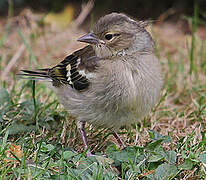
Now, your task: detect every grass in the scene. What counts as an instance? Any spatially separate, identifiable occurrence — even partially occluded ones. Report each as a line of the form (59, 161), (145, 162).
(0, 7), (206, 180)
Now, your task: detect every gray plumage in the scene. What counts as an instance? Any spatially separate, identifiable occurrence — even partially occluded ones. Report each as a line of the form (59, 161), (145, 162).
(55, 52), (162, 130)
(55, 13), (162, 130)
(18, 13), (162, 152)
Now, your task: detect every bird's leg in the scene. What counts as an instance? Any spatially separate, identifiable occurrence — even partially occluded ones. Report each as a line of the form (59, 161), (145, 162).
(112, 131), (126, 148)
(77, 121), (92, 156)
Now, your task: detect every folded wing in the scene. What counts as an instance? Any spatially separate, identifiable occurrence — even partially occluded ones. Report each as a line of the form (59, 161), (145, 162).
(18, 45), (99, 91)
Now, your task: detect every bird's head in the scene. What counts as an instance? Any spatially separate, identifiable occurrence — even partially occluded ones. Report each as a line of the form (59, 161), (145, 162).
(78, 13), (154, 58)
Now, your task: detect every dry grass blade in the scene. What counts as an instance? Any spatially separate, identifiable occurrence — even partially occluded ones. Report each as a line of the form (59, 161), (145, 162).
(72, 0), (95, 27)
(2, 44), (25, 80)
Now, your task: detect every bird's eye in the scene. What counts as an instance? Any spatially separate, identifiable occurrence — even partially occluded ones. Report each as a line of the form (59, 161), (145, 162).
(104, 34), (113, 40)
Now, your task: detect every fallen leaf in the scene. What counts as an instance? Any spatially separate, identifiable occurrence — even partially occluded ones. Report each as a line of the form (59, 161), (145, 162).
(5, 144), (23, 163)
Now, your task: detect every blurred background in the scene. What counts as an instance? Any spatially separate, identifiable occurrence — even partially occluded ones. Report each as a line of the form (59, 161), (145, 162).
(0, 0), (206, 20)
(1, 0), (206, 75)
(0, 0), (206, 79)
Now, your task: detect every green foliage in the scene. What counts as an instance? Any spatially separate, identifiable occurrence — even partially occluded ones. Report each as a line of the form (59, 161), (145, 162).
(0, 70), (205, 178)
(0, 82), (64, 136)
(1, 124), (205, 179)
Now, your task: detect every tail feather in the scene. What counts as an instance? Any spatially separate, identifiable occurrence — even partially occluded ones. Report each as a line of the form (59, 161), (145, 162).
(17, 69), (51, 81)
(17, 76), (52, 81)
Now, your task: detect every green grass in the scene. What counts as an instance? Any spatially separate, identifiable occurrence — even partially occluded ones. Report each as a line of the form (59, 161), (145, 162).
(0, 6), (206, 180)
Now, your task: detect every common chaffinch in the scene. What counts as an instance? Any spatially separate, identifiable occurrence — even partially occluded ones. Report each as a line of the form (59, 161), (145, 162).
(19, 13), (163, 156)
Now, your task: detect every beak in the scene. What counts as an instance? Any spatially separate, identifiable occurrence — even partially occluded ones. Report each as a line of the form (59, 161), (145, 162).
(77, 32), (99, 44)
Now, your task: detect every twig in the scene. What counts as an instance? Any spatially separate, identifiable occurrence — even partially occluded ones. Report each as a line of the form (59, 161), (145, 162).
(72, 0), (95, 27)
(157, 8), (175, 24)
(2, 44), (25, 80)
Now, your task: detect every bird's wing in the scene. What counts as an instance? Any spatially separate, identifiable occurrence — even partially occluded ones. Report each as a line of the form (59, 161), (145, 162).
(18, 45), (99, 91)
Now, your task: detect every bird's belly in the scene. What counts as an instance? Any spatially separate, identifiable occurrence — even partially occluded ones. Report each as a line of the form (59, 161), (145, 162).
(53, 81), (159, 130)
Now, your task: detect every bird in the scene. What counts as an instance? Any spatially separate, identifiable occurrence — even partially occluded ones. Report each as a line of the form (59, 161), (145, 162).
(18, 13), (163, 156)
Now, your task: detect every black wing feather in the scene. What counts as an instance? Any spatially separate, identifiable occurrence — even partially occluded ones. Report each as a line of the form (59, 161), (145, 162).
(18, 46), (98, 91)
